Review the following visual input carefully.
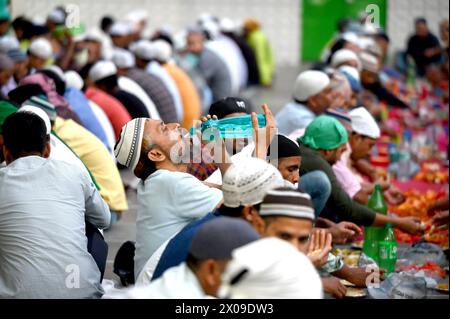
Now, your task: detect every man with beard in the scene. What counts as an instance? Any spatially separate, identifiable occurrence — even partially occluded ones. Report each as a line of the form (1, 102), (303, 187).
(114, 117), (223, 279)
(116, 102), (277, 280)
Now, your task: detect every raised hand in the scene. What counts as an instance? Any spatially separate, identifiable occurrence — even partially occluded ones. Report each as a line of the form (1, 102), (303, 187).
(307, 228), (333, 268)
(252, 104), (277, 160)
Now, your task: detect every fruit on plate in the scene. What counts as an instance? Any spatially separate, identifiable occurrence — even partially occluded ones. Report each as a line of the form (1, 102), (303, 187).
(414, 163), (449, 184)
(391, 190), (449, 248)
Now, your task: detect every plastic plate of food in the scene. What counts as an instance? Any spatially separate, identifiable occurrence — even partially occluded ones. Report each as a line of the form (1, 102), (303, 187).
(434, 283), (449, 293)
(345, 287), (367, 298)
(351, 241), (364, 250)
(340, 279), (356, 287)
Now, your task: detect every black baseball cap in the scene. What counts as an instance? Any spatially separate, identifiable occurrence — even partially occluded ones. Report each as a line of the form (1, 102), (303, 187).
(209, 97), (251, 119)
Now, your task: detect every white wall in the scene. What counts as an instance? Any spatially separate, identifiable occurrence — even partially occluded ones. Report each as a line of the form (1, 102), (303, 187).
(10, 0), (302, 66)
(388, 0), (449, 55)
(10, 0), (448, 66)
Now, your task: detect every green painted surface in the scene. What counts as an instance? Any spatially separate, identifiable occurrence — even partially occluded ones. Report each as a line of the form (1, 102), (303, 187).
(302, 0), (387, 61)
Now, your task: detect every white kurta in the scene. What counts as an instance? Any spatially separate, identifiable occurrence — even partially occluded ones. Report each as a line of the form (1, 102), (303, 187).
(103, 263), (208, 299)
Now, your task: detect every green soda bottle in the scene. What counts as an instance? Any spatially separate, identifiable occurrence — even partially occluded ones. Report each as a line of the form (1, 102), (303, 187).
(378, 223), (398, 274)
(363, 184), (388, 263)
(406, 55), (417, 89)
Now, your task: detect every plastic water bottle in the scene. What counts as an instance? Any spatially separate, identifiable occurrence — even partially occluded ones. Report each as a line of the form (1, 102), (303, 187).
(397, 130), (412, 181)
(363, 184), (388, 264)
(198, 114), (266, 141)
(378, 223), (398, 274)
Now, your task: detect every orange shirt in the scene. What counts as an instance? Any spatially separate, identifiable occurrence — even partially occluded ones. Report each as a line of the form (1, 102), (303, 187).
(163, 63), (201, 129)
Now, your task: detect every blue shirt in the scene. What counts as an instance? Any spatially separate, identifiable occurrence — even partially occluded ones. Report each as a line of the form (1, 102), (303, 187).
(64, 87), (110, 150)
(152, 212), (219, 281)
(135, 169), (223, 278)
(275, 101), (316, 135)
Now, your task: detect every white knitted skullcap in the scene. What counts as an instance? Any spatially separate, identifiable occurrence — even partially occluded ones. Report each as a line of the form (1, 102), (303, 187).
(222, 158), (285, 208)
(114, 118), (147, 171)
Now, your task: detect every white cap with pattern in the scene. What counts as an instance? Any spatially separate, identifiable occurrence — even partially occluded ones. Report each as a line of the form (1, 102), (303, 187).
(222, 158), (285, 208)
(114, 118), (147, 171)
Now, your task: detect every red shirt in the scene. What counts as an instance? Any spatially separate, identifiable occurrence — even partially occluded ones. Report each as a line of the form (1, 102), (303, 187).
(85, 87), (132, 139)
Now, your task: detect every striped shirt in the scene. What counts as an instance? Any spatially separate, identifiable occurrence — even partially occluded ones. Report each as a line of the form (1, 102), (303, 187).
(127, 68), (178, 123)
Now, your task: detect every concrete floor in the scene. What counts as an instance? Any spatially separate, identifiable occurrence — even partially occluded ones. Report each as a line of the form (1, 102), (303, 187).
(103, 65), (303, 282)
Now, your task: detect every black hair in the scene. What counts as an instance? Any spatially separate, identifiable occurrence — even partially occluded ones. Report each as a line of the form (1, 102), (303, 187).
(128, 141), (157, 181)
(30, 25), (50, 38)
(186, 253), (229, 273)
(219, 203), (261, 218)
(375, 32), (390, 43)
(326, 39), (348, 64)
(101, 16), (115, 33)
(38, 69), (66, 95)
(151, 33), (174, 48)
(186, 253), (201, 271)
(8, 84), (47, 105)
(78, 62), (94, 81)
(2, 112), (49, 159)
(12, 16), (35, 40)
(95, 74), (118, 92)
(337, 18), (352, 33)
